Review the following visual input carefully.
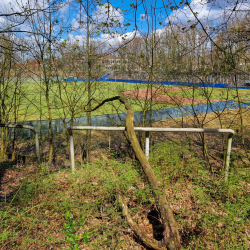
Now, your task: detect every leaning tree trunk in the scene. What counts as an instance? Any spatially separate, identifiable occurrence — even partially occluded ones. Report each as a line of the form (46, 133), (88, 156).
(86, 96), (182, 250)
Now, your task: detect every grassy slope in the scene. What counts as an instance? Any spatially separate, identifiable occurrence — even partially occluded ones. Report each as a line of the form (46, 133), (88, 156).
(0, 140), (249, 249)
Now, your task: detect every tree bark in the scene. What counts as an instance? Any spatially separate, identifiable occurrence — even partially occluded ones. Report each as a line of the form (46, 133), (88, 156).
(85, 96), (182, 249)
(45, 83), (53, 165)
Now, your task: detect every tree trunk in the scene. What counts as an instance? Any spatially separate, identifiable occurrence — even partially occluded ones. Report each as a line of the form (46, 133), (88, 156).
(87, 96), (182, 249)
(45, 84), (53, 164)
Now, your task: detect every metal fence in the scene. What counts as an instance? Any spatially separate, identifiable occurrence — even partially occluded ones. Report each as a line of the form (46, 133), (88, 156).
(65, 77), (250, 89)
(0, 123), (40, 164)
(67, 125), (235, 181)
(9, 75), (250, 138)
(12, 100), (249, 138)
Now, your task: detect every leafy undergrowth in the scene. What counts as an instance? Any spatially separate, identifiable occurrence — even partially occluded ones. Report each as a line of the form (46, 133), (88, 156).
(0, 141), (249, 249)
(150, 142), (250, 249)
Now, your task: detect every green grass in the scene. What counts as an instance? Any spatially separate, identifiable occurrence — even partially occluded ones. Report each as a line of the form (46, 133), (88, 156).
(18, 80), (177, 121)
(159, 86), (250, 101)
(0, 157), (153, 249)
(0, 141), (249, 249)
(150, 141), (250, 249)
(10, 79), (250, 122)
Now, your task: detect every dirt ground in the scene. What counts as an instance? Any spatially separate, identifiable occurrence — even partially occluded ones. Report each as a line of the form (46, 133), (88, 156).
(121, 88), (221, 104)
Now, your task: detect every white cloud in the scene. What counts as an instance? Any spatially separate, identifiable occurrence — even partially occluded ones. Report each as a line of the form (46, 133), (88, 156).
(0, 0), (48, 14)
(140, 14), (150, 21)
(100, 30), (139, 45)
(71, 3), (124, 35)
(0, 0), (56, 34)
(168, 0), (250, 26)
(67, 34), (86, 47)
(76, 30), (140, 53)
(0, 16), (6, 25)
(93, 3), (124, 27)
(0, 0), (12, 9)
(59, 30), (139, 55)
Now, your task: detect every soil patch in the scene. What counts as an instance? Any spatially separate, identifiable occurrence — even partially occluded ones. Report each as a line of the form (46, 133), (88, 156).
(121, 88), (221, 105)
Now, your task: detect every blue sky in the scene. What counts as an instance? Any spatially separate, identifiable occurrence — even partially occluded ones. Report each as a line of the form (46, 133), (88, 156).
(62, 0), (249, 51)
(0, 0), (249, 51)
(69, 1), (249, 34)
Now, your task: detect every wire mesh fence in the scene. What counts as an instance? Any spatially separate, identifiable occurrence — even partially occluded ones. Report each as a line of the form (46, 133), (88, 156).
(10, 99), (249, 138)
(6, 74), (250, 139)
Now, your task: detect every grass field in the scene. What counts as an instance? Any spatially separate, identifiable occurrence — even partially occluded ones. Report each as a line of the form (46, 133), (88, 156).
(16, 80), (250, 121)
(160, 86), (250, 100)
(18, 81), (177, 121)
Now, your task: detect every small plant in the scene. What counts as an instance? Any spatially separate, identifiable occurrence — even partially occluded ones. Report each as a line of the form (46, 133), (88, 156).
(62, 211), (91, 250)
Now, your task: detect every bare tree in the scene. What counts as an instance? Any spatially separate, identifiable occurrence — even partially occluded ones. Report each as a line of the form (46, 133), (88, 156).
(0, 34), (25, 161)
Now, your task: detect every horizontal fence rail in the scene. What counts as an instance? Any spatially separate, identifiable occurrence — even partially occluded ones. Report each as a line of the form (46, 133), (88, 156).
(0, 123), (41, 164)
(67, 126), (234, 181)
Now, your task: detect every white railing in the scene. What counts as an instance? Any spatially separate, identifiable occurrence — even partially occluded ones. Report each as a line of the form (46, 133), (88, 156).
(67, 126), (234, 181)
(0, 123), (41, 164)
